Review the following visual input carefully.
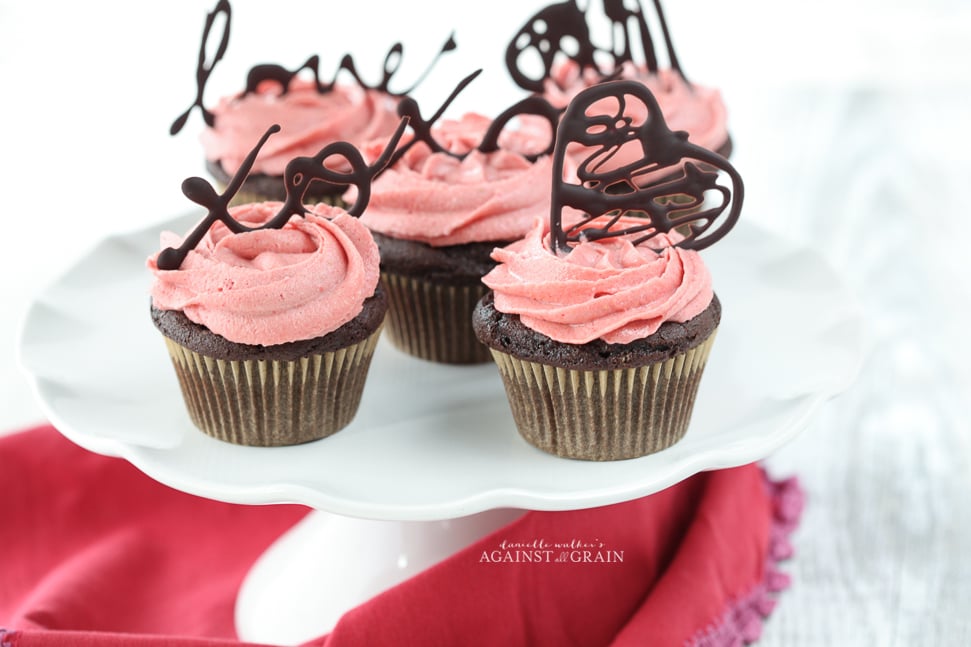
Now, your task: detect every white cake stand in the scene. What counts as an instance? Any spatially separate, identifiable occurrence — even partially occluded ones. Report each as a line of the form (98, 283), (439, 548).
(19, 214), (863, 645)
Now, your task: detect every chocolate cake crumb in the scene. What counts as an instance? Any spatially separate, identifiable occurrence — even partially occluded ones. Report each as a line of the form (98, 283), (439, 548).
(473, 292), (720, 371)
(151, 287), (387, 362)
(371, 231), (509, 285)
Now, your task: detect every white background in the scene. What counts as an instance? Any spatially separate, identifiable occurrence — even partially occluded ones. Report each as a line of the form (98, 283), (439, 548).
(2, 1), (971, 644)
(1, 1), (967, 430)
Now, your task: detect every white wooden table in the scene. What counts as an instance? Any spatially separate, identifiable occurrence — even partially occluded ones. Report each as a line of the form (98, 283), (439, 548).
(756, 84), (971, 645)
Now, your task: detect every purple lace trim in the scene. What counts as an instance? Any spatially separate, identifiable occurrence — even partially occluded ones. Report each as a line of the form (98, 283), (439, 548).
(686, 472), (804, 647)
(0, 628), (15, 647)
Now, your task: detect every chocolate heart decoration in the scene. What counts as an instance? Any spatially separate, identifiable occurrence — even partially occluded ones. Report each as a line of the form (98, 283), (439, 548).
(549, 80), (742, 254)
(170, 0), (456, 135)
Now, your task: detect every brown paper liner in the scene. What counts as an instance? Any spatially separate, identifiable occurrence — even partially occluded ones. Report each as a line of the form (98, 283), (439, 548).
(164, 329), (381, 446)
(380, 272), (492, 364)
(489, 331), (717, 460)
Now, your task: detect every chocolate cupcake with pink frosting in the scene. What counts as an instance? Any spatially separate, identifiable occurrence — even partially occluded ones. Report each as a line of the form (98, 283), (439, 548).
(473, 81), (743, 460)
(351, 90), (565, 365)
(171, 0), (454, 207)
(506, 0), (732, 172)
(147, 123), (405, 446)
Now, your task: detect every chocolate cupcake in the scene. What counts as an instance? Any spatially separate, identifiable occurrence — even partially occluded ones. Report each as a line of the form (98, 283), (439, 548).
(368, 232), (503, 364)
(170, 0), (454, 206)
(150, 286), (386, 446)
(354, 97), (563, 365)
(474, 292), (719, 460)
(474, 81), (744, 460)
(147, 123), (404, 446)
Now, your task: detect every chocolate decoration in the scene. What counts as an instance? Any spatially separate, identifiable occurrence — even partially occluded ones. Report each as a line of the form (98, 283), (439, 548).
(478, 96), (562, 160)
(390, 74), (563, 167)
(506, 0), (686, 94)
(505, 1), (599, 93)
(170, 0), (455, 134)
(602, 0), (684, 77)
(240, 34), (457, 98)
(548, 80), (742, 254)
(389, 69), (484, 166)
(170, 0), (231, 135)
(156, 118), (410, 271)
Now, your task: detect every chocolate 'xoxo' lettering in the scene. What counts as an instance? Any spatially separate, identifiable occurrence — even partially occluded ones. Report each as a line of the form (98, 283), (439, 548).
(392, 81), (563, 166)
(156, 118), (408, 271)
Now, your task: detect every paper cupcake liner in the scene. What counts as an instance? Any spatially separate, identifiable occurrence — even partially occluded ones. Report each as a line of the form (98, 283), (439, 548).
(164, 329), (381, 446)
(380, 272), (492, 364)
(489, 331), (717, 460)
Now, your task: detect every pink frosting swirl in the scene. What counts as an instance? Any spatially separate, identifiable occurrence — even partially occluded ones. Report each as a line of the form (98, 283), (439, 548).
(200, 78), (401, 177)
(543, 61), (729, 155)
(481, 217), (713, 345)
(148, 203), (381, 346)
(355, 113), (563, 247)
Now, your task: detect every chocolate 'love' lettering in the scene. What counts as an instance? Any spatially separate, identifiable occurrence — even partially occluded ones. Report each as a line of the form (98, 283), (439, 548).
(171, 0), (456, 135)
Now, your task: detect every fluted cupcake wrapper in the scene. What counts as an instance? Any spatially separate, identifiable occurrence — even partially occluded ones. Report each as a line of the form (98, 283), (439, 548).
(164, 329), (381, 446)
(489, 331), (717, 461)
(380, 272), (492, 364)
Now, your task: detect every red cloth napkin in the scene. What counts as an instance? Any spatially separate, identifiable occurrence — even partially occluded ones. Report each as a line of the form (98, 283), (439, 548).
(0, 426), (801, 647)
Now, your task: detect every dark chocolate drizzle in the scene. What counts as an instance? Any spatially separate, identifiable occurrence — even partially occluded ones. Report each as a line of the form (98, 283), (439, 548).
(389, 74), (563, 167)
(156, 118), (409, 271)
(170, 0), (456, 135)
(170, 0), (232, 135)
(240, 34), (457, 98)
(548, 80), (742, 254)
(505, 0), (686, 94)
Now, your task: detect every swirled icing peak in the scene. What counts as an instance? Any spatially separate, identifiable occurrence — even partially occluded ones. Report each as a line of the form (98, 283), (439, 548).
(148, 203), (381, 346)
(544, 62), (728, 155)
(201, 80), (403, 177)
(482, 218), (712, 344)
(356, 112), (565, 247)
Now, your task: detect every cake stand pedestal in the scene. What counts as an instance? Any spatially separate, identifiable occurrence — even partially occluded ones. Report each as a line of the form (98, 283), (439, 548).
(235, 508), (524, 644)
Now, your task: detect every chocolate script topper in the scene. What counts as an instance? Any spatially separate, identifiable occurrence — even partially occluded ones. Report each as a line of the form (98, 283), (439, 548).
(506, 0), (685, 94)
(390, 91), (563, 167)
(170, 0), (456, 135)
(157, 68), (486, 271)
(548, 80), (742, 254)
(155, 118), (408, 271)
